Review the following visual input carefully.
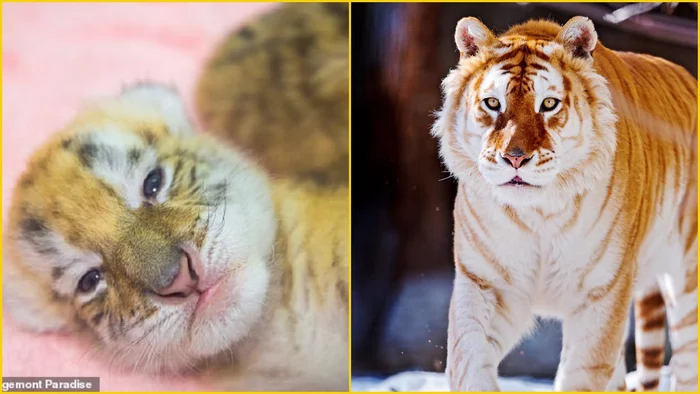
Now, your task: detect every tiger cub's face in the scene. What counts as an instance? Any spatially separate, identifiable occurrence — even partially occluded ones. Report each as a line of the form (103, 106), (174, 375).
(4, 84), (276, 372)
(433, 17), (616, 206)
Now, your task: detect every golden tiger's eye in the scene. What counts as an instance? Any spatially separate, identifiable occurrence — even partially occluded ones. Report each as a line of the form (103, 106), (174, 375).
(484, 97), (501, 111)
(540, 98), (560, 112)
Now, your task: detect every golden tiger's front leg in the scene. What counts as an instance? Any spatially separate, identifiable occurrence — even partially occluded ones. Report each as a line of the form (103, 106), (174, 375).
(446, 262), (531, 392)
(555, 272), (633, 391)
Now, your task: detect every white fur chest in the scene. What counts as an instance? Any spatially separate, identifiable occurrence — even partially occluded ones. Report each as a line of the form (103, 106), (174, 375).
(456, 179), (625, 318)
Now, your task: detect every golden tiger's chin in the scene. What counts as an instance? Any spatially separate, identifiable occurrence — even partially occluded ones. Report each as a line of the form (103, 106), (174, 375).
(492, 183), (549, 207)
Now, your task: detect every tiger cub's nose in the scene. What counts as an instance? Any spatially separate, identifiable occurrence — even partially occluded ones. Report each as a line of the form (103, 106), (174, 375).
(501, 149), (532, 169)
(155, 250), (199, 298)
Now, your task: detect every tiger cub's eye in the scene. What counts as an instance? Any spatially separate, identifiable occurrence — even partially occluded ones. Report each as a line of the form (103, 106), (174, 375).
(77, 268), (102, 293)
(540, 98), (560, 112)
(484, 97), (501, 111)
(143, 167), (164, 199)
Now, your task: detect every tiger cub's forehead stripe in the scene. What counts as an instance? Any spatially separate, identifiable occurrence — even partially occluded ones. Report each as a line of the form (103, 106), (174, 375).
(51, 266), (66, 280)
(127, 148), (143, 166)
(19, 214), (51, 248)
(76, 142), (121, 170)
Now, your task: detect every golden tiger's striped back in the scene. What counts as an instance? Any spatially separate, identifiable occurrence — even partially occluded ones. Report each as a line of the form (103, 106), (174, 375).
(433, 17), (697, 391)
(595, 28), (697, 392)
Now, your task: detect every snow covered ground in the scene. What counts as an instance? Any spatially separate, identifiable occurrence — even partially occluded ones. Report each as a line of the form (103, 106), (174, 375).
(352, 368), (671, 391)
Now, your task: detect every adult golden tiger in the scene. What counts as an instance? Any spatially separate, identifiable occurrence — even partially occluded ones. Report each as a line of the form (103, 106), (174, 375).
(3, 84), (348, 391)
(431, 17), (697, 391)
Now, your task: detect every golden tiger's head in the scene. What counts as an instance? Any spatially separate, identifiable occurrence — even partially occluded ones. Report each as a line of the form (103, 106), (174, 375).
(3, 84), (276, 372)
(432, 17), (617, 206)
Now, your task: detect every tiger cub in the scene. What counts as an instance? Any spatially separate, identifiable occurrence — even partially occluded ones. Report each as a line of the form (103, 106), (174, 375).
(3, 84), (348, 391)
(432, 17), (697, 391)
(196, 3), (348, 187)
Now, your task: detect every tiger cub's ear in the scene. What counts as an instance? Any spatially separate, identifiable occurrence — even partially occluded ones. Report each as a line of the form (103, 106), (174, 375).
(118, 82), (195, 137)
(454, 17), (499, 58)
(555, 16), (598, 59)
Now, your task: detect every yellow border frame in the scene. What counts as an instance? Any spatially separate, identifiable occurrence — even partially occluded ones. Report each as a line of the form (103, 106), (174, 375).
(0, 1), (698, 394)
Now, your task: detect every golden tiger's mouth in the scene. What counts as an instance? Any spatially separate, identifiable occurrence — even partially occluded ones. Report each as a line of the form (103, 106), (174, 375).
(501, 176), (539, 187)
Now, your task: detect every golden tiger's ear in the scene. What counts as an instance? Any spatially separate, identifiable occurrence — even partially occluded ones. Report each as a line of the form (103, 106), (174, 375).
(118, 82), (195, 137)
(454, 17), (498, 57)
(555, 16), (598, 59)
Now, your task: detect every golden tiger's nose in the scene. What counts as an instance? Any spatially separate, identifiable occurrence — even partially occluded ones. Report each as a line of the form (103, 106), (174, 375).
(155, 251), (199, 298)
(502, 149), (532, 169)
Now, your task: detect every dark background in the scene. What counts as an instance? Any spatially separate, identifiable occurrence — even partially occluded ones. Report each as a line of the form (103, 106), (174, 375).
(351, 2), (698, 379)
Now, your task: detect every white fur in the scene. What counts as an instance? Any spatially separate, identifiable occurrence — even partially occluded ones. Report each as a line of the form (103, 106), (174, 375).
(558, 17), (598, 54)
(455, 17), (494, 55)
(117, 83), (194, 137)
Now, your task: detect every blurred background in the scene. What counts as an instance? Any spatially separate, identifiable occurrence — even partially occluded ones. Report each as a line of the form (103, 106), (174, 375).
(351, 1), (697, 385)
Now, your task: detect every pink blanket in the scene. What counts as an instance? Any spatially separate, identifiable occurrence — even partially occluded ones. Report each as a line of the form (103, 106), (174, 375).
(2, 3), (277, 390)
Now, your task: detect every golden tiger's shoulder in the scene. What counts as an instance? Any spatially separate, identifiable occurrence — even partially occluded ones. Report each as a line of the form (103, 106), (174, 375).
(594, 43), (697, 113)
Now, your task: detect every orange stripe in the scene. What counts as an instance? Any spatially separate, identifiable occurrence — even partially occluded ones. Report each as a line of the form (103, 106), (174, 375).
(577, 212), (620, 291)
(582, 363), (615, 375)
(641, 358), (664, 369)
(587, 252), (634, 304)
(641, 314), (666, 331)
(463, 193), (490, 238)
(561, 193), (584, 233)
(639, 347), (664, 369)
(590, 163), (616, 235)
(683, 222), (697, 254)
(533, 207), (555, 220)
(463, 227), (512, 284)
(456, 260), (492, 290)
(683, 265), (698, 293)
(502, 205), (530, 233)
(640, 347), (663, 359)
(638, 292), (665, 311)
(486, 335), (502, 354)
(641, 378), (660, 390)
(670, 307), (698, 331)
(493, 288), (512, 325)
(673, 339), (698, 354)
(536, 156), (553, 167)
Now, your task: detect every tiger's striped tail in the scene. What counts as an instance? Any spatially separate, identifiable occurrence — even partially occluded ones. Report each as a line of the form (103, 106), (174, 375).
(633, 289), (667, 391)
